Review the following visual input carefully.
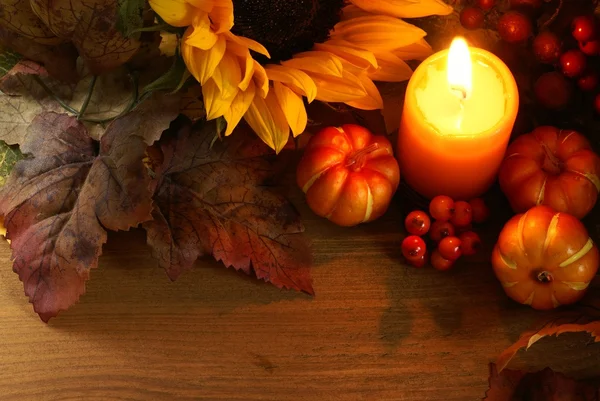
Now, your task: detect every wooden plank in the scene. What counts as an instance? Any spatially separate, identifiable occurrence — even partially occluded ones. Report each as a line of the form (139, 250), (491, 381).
(0, 196), (599, 401)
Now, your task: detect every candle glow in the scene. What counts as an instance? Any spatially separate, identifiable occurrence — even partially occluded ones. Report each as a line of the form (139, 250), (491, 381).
(397, 37), (519, 200)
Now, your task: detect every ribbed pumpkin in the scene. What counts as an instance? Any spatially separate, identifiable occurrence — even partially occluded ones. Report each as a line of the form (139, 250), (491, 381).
(492, 205), (599, 310)
(499, 126), (600, 219)
(296, 124), (400, 226)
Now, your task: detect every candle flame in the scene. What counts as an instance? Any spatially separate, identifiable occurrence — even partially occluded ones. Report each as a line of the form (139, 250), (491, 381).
(447, 37), (472, 100)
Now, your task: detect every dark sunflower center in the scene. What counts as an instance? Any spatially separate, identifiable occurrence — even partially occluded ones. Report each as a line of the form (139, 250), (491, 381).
(230, 0), (345, 63)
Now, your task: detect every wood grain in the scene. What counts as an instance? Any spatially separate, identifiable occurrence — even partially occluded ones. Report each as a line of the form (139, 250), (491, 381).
(0, 191), (599, 401)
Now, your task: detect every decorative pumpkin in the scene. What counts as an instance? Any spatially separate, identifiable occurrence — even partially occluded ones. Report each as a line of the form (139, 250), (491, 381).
(492, 205), (599, 310)
(499, 126), (600, 219)
(296, 124), (400, 227)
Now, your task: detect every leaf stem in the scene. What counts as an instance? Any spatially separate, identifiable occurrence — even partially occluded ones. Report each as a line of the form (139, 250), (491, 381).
(77, 75), (98, 120)
(32, 75), (79, 115)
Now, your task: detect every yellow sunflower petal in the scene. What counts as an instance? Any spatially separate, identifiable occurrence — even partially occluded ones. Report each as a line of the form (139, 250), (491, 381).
(224, 81), (256, 136)
(202, 78), (237, 120)
(369, 52), (413, 82)
(238, 50), (255, 91)
(185, 0), (214, 12)
(253, 61), (269, 98)
(210, 3), (234, 33)
(281, 51), (343, 77)
(349, 0), (453, 18)
(345, 74), (383, 110)
(273, 82), (307, 137)
(265, 65), (317, 103)
(149, 0), (194, 27)
(244, 91), (290, 153)
(212, 52), (242, 97)
(224, 32), (271, 58)
(393, 38), (434, 61)
(182, 29), (226, 84)
(308, 70), (367, 103)
(340, 4), (372, 20)
(331, 16), (426, 51)
(185, 13), (218, 50)
(314, 41), (378, 70)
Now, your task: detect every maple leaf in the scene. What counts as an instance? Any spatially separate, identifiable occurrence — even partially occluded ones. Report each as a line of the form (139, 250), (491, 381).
(143, 119), (314, 294)
(484, 364), (599, 400)
(0, 93), (180, 321)
(0, 141), (23, 187)
(29, 0), (140, 74)
(496, 284), (600, 372)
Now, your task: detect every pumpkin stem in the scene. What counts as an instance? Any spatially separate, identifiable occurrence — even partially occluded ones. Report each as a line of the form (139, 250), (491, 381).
(345, 142), (380, 171)
(537, 271), (553, 283)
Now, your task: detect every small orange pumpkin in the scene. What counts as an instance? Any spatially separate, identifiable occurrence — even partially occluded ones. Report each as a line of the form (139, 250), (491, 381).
(296, 124), (400, 227)
(499, 126), (600, 218)
(492, 205), (599, 310)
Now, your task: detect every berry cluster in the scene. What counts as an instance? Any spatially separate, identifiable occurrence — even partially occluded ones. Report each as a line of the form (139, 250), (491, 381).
(401, 196), (489, 271)
(533, 16), (600, 112)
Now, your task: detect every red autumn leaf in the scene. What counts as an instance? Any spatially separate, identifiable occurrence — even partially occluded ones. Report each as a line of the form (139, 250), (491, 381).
(496, 284), (600, 372)
(143, 120), (314, 294)
(29, 0), (140, 74)
(0, 94), (180, 321)
(484, 363), (599, 400)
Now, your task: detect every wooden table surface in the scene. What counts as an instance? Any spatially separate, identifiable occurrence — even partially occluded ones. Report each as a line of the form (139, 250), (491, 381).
(1, 190), (599, 401)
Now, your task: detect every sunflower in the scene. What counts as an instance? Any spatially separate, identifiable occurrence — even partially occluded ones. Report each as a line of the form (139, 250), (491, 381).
(149, 0), (452, 152)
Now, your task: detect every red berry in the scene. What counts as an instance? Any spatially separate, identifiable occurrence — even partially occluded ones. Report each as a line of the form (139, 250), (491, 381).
(580, 40), (600, 56)
(595, 94), (600, 114)
(460, 7), (485, 30)
(429, 221), (456, 242)
(534, 72), (572, 110)
(458, 231), (482, 256)
(560, 49), (587, 78)
(578, 71), (598, 91)
(438, 236), (463, 260)
(401, 235), (427, 260)
(533, 31), (561, 64)
(429, 195), (455, 221)
(404, 210), (431, 236)
(431, 250), (455, 271)
(450, 201), (473, 227)
(498, 11), (532, 43)
(469, 198), (490, 223)
(408, 254), (427, 268)
(476, 0), (495, 11)
(572, 16), (597, 43)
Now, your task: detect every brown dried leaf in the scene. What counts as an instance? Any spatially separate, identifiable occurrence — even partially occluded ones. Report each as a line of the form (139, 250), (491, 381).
(497, 285), (600, 372)
(0, 0), (61, 45)
(0, 93), (180, 321)
(0, 26), (78, 82)
(143, 120), (314, 294)
(30, 0), (140, 74)
(0, 69), (74, 145)
(179, 85), (206, 122)
(485, 364), (600, 400)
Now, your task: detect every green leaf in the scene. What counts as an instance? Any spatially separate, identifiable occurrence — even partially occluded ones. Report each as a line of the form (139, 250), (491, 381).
(0, 47), (23, 80)
(140, 54), (187, 97)
(0, 141), (23, 187)
(116, 0), (145, 40)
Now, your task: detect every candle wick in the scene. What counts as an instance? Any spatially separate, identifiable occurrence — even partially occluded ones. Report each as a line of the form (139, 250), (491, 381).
(456, 98), (465, 131)
(451, 85), (468, 100)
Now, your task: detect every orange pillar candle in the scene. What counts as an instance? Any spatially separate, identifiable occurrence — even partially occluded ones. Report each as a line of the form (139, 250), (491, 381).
(397, 37), (519, 200)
